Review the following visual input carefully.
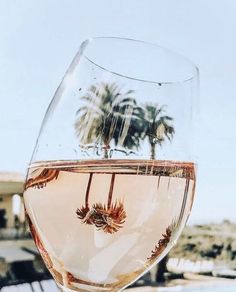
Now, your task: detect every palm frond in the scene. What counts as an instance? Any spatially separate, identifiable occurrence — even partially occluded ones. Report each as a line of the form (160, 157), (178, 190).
(92, 201), (126, 234)
(143, 103), (175, 144)
(74, 82), (144, 152)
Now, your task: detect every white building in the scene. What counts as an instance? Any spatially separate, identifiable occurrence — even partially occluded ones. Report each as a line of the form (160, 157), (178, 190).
(0, 172), (24, 229)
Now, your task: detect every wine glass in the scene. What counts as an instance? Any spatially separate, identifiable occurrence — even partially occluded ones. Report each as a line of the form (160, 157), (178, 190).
(23, 37), (199, 292)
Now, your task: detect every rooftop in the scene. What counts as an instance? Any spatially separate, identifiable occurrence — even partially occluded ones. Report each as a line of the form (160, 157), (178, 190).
(0, 172), (25, 194)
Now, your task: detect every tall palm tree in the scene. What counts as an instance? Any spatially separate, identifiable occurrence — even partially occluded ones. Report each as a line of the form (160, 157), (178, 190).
(75, 82), (143, 233)
(75, 82), (143, 158)
(143, 103), (175, 160)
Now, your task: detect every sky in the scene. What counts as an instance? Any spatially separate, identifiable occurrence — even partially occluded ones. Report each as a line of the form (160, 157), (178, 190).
(0, 0), (236, 224)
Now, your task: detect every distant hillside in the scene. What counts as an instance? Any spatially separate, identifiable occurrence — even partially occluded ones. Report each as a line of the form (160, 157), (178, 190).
(170, 220), (236, 268)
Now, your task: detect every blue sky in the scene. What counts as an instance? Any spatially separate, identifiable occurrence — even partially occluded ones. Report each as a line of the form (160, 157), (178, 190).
(0, 0), (236, 223)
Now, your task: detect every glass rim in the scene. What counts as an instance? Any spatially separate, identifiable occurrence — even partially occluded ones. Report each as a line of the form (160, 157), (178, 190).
(81, 36), (199, 85)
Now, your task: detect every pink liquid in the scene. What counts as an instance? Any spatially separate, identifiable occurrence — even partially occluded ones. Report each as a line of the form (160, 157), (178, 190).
(24, 159), (195, 291)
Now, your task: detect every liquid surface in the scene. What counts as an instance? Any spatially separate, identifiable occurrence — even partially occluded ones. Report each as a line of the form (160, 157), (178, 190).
(24, 160), (196, 292)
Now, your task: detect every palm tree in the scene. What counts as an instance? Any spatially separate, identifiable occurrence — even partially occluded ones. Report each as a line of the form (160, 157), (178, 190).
(75, 82), (143, 158)
(75, 82), (143, 233)
(76, 173), (126, 234)
(143, 103), (175, 160)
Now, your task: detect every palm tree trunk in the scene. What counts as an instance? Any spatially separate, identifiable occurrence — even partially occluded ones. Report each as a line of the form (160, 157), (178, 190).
(107, 173), (116, 209)
(85, 173), (93, 208)
(103, 144), (110, 159)
(150, 143), (156, 160)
